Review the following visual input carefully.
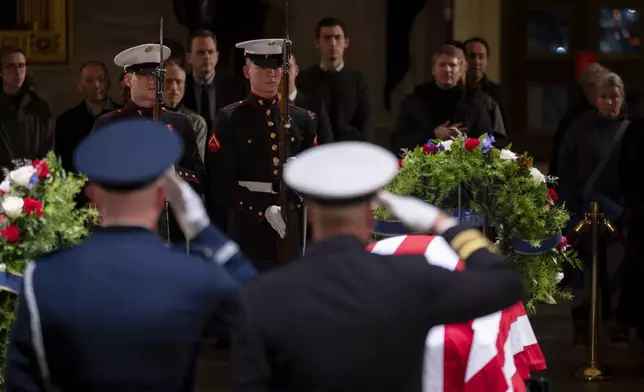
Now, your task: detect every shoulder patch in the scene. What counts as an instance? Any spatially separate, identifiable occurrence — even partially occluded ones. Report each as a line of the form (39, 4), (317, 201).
(208, 131), (221, 152)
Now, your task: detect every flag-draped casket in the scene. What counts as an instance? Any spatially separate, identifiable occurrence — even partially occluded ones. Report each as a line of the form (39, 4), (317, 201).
(367, 235), (546, 392)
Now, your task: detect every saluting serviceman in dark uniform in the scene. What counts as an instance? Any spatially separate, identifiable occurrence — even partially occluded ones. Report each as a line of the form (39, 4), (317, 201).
(4, 119), (256, 392)
(92, 43), (206, 244)
(231, 142), (527, 392)
(205, 38), (321, 272)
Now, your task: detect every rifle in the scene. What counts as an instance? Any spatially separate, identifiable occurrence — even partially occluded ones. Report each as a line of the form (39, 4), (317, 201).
(154, 18), (172, 246)
(277, 0), (298, 263)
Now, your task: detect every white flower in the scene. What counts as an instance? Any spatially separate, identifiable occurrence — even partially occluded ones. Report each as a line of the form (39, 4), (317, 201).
(8, 166), (36, 187)
(556, 272), (564, 283)
(0, 179), (10, 193)
(499, 149), (517, 163)
(529, 167), (546, 185)
(0, 264), (5, 273)
(1, 196), (24, 218)
(441, 140), (453, 151)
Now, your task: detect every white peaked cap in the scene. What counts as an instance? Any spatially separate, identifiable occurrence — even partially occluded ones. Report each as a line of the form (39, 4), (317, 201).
(284, 142), (399, 205)
(114, 43), (171, 71)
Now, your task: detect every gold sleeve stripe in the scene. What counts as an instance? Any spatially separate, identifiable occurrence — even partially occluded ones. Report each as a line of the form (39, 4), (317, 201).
(457, 238), (492, 260)
(451, 229), (485, 251)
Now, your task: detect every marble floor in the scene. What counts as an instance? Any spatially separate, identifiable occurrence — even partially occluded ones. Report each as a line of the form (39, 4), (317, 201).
(196, 301), (644, 391)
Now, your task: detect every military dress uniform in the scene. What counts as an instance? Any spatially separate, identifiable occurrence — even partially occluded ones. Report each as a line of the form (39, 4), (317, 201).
(231, 142), (527, 392)
(205, 39), (318, 271)
(91, 43), (206, 244)
(4, 119), (256, 392)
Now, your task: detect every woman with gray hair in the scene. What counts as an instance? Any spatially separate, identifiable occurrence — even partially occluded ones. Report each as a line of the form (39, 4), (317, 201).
(558, 71), (632, 346)
(548, 63), (610, 178)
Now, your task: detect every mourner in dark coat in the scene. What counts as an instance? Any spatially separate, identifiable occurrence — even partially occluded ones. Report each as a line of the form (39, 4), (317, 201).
(288, 54), (333, 144)
(390, 45), (494, 156)
(557, 72), (629, 345)
(0, 46), (54, 177)
(91, 43), (206, 245)
(55, 61), (121, 174)
(4, 119), (256, 392)
(231, 142), (527, 392)
(295, 17), (374, 142)
(205, 39), (319, 272)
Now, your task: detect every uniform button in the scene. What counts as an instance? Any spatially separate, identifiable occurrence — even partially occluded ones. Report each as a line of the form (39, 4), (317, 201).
(270, 133), (276, 139)
(249, 206), (253, 211)
(266, 110), (271, 115)
(297, 204), (301, 208)
(204, 248), (214, 258)
(239, 201), (243, 205)
(273, 157), (280, 166)
(272, 145), (277, 151)
(273, 169), (279, 175)
(268, 121), (274, 126)
(258, 212), (263, 216)
(248, 139), (252, 144)
(290, 137), (295, 142)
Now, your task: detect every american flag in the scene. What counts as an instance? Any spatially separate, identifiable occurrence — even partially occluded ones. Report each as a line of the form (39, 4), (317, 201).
(367, 235), (546, 392)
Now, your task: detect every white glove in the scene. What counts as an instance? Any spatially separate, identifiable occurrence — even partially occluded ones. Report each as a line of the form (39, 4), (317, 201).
(265, 205), (286, 239)
(375, 191), (457, 234)
(162, 169), (210, 241)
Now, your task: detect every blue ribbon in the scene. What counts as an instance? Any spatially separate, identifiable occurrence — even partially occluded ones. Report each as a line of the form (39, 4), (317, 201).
(0, 272), (23, 294)
(510, 230), (563, 255)
(373, 209), (484, 236)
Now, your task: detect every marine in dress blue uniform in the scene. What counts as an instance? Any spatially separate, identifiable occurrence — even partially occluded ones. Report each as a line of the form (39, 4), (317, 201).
(4, 119), (255, 392)
(205, 39), (319, 272)
(92, 43), (206, 245)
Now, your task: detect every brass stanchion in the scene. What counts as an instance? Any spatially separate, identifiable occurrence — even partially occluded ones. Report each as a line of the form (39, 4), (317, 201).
(572, 201), (612, 381)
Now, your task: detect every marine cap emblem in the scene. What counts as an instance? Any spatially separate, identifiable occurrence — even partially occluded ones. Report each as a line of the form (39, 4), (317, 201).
(268, 40), (276, 46)
(145, 46), (153, 52)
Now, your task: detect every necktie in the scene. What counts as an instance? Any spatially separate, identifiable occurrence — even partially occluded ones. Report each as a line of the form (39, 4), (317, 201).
(200, 85), (211, 128)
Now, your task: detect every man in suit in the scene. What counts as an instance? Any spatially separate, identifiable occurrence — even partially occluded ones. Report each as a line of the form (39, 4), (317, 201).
(5, 119), (256, 391)
(288, 54), (333, 144)
(231, 142), (527, 392)
(182, 29), (248, 129)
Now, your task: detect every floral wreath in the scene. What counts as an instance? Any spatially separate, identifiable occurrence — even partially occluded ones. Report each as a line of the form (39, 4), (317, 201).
(0, 152), (99, 386)
(374, 135), (580, 313)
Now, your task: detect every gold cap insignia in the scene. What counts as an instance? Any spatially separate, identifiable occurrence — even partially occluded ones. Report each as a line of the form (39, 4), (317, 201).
(145, 46), (153, 52)
(268, 40), (276, 46)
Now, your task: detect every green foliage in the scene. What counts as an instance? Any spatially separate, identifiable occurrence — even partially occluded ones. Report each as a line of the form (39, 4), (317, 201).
(378, 135), (581, 313)
(0, 152), (98, 386)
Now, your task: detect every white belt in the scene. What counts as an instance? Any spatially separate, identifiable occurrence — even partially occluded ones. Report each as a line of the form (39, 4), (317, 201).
(238, 181), (276, 194)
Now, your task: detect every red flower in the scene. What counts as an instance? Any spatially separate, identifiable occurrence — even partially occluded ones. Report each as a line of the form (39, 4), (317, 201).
(1, 225), (20, 243)
(32, 160), (50, 179)
(464, 138), (481, 152)
(398, 158), (404, 168)
(519, 156), (532, 168)
(23, 197), (43, 218)
(548, 188), (558, 204)
(422, 143), (438, 155)
(557, 236), (568, 252)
